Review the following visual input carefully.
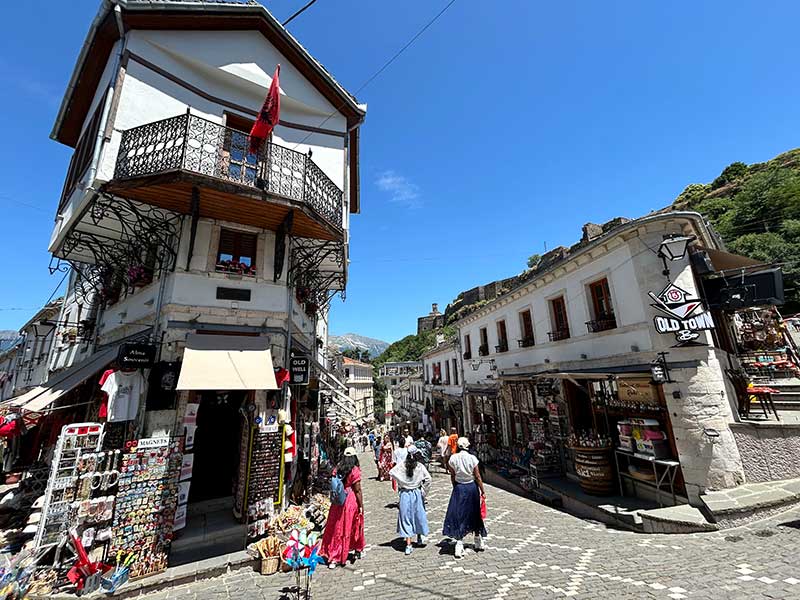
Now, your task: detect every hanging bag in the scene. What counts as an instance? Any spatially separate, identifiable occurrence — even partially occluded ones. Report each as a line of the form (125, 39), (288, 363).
(330, 474), (347, 505)
(480, 494), (487, 519)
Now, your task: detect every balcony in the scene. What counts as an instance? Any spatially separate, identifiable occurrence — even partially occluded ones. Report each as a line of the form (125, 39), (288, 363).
(586, 315), (617, 333)
(547, 329), (570, 342)
(107, 113), (344, 240)
(495, 341), (509, 353)
(517, 337), (535, 348)
(463, 350), (472, 360)
(478, 344), (490, 357)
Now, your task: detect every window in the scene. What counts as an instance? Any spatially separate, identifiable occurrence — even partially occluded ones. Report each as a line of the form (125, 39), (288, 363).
(452, 358), (459, 385)
(496, 320), (508, 352)
(59, 91), (108, 211)
(445, 361), (451, 385)
(587, 278), (617, 332)
(223, 113), (259, 185)
(217, 229), (258, 276)
(479, 328), (489, 356)
(463, 334), (472, 359)
(549, 296), (570, 341)
(519, 309), (535, 347)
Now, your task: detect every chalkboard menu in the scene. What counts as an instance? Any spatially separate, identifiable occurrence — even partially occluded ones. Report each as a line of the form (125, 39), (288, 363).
(233, 416), (253, 520)
(111, 437), (182, 580)
(247, 428), (285, 508)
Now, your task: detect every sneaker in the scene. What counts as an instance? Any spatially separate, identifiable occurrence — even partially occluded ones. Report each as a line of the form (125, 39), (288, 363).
(404, 544), (413, 556)
(328, 562), (337, 570)
(474, 535), (484, 552)
(417, 534), (427, 546)
(454, 541), (464, 558)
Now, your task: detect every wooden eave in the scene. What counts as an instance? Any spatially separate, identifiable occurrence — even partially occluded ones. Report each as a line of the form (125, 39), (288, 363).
(104, 172), (342, 242)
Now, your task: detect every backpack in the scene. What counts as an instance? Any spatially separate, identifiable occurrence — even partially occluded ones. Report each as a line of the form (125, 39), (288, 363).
(330, 474), (347, 505)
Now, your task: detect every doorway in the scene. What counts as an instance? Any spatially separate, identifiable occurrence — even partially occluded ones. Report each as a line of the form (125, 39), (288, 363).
(189, 390), (245, 503)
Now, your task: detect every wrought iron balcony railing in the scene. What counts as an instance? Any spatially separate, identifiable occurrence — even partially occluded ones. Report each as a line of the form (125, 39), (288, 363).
(586, 316), (618, 333)
(495, 341), (509, 353)
(114, 113), (344, 230)
(478, 344), (490, 357)
(547, 329), (571, 342)
(517, 337), (535, 348)
(463, 351), (472, 360)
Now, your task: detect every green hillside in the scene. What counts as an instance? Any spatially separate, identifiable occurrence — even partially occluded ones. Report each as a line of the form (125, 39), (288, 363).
(672, 148), (800, 311)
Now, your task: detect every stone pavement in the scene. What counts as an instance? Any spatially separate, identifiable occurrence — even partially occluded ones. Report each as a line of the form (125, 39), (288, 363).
(139, 453), (800, 600)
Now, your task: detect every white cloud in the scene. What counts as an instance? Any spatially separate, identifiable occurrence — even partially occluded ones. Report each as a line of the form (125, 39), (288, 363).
(375, 170), (421, 208)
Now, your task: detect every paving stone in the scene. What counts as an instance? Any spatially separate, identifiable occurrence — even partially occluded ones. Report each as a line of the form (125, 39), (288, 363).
(121, 454), (800, 600)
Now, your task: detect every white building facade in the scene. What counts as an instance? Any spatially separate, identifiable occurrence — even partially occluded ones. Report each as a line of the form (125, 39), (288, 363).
(343, 358), (375, 423)
(457, 212), (752, 506)
(422, 341), (464, 433)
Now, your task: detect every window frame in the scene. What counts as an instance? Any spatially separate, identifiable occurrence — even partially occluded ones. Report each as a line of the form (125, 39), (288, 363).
(495, 319), (508, 352)
(216, 228), (258, 276)
(549, 296), (570, 340)
(519, 308), (535, 347)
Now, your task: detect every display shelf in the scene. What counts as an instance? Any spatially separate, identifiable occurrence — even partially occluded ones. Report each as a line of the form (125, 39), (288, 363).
(614, 449), (680, 507)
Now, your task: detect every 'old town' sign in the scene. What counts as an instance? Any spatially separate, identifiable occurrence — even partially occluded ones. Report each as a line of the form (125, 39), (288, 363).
(649, 281), (715, 345)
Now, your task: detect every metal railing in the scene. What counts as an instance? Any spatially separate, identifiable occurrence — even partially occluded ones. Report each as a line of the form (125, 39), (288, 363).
(547, 329), (571, 342)
(495, 341), (509, 353)
(586, 316), (617, 333)
(478, 344), (490, 357)
(517, 337), (535, 348)
(114, 113), (344, 230)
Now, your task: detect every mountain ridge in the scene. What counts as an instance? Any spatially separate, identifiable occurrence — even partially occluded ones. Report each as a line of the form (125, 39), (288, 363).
(329, 333), (389, 358)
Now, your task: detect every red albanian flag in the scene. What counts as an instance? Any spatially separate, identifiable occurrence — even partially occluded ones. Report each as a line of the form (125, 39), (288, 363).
(249, 64), (281, 154)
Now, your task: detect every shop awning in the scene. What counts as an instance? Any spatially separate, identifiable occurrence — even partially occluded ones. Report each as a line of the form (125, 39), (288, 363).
(177, 334), (278, 390)
(4, 345), (119, 415)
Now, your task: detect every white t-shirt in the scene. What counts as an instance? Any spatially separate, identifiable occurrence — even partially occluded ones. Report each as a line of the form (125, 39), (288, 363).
(404, 435), (414, 448)
(449, 451), (480, 484)
(101, 370), (144, 422)
(394, 446), (408, 466)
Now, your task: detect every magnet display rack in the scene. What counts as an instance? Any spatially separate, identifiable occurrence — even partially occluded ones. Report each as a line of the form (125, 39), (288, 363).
(34, 423), (105, 549)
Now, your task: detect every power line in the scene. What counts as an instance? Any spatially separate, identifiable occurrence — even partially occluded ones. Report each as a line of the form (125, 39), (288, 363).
(283, 0), (319, 26)
(291, 0), (459, 149)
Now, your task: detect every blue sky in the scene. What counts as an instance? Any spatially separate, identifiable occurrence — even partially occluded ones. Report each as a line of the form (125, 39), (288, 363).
(1, 1), (799, 344)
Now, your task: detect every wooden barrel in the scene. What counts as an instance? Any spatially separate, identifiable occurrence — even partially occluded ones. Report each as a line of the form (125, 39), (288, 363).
(571, 446), (614, 495)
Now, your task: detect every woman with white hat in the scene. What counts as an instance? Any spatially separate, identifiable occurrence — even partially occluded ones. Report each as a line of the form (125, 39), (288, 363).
(389, 445), (431, 555)
(442, 436), (487, 558)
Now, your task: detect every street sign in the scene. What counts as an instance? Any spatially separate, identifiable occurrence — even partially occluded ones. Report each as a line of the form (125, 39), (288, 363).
(290, 355), (310, 385)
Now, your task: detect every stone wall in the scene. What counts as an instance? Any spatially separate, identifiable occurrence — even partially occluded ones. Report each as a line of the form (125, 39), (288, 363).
(663, 347), (746, 504)
(731, 422), (800, 483)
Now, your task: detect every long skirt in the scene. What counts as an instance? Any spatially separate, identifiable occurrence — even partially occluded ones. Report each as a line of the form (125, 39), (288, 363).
(320, 491), (365, 564)
(397, 488), (429, 538)
(442, 481), (487, 540)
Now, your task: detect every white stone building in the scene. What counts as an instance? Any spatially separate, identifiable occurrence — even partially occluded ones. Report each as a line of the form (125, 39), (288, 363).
(422, 340), (464, 433)
(456, 211), (778, 507)
(6, 0), (366, 563)
(343, 357), (374, 423)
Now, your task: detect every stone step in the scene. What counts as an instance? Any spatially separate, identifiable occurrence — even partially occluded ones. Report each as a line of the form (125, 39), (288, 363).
(701, 478), (800, 529)
(639, 505), (718, 534)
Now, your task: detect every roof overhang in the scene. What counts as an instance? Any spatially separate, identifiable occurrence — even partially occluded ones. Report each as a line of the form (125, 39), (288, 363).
(52, 1), (364, 149)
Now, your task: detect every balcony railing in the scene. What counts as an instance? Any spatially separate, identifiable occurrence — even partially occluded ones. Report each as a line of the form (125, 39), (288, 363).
(547, 329), (571, 342)
(586, 316), (617, 333)
(114, 113), (344, 230)
(495, 341), (509, 353)
(517, 337), (535, 348)
(463, 351), (472, 360)
(478, 344), (489, 357)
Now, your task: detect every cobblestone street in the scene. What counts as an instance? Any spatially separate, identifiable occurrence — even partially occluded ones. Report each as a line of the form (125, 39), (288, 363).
(142, 454), (800, 600)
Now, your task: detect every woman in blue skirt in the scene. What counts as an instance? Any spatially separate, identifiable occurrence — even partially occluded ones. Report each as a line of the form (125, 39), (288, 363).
(442, 437), (487, 558)
(390, 445), (431, 555)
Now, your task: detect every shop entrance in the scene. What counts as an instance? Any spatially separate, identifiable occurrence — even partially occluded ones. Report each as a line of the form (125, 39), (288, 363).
(189, 390), (245, 503)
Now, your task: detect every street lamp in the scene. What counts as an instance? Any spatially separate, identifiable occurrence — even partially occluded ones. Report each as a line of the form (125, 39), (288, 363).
(658, 234), (695, 261)
(657, 234), (696, 277)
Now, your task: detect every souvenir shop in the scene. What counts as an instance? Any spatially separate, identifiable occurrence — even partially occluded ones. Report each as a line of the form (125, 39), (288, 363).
(493, 373), (685, 506)
(0, 334), (333, 596)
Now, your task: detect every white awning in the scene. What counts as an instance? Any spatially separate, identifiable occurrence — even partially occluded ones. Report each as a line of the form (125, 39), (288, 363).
(4, 345), (119, 415)
(177, 334), (278, 391)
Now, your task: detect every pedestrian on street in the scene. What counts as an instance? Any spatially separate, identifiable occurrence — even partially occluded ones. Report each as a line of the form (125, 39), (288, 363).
(436, 429), (449, 471)
(403, 428), (414, 448)
(442, 437), (487, 559)
(390, 445), (431, 555)
(377, 434), (393, 481)
(320, 447), (365, 569)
